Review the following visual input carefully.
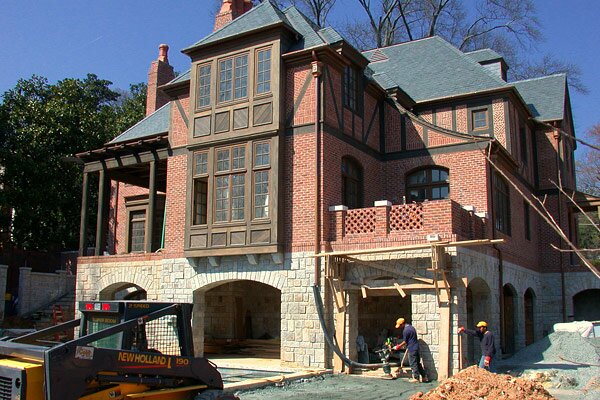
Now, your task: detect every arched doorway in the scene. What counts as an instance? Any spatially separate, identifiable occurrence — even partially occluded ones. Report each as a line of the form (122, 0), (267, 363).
(502, 284), (518, 354)
(524, 288), (536, 346)
(99, 282), (147, 300)
(196, 280), (282, 364)
(573, 289), (600, 321)
(466, 278), (492, 365)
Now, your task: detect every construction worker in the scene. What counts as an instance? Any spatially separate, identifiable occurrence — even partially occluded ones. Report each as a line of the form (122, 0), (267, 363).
(392, 317), (429, 382)
(458, 321), (497, 372)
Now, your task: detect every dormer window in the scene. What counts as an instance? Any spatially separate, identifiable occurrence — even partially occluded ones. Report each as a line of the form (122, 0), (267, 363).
(471, 109), (489, 130)
(218, 53), (248, 103)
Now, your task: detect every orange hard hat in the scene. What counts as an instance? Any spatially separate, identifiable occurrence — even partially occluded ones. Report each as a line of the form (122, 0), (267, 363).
(476, 321), (488, 328)
(395, 318), (406, 328)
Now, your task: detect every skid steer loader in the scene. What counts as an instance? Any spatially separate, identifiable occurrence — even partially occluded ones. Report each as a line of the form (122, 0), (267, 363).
(0, 301), (235, 400)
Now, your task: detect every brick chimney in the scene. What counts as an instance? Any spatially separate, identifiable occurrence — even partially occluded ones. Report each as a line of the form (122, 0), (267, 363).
(146, 44), (176, 116)
(214, 0), (253, 31)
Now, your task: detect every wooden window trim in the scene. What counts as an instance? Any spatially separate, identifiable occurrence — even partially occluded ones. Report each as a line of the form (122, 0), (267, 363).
(126, 204), (147, 254)
(213, 144), (247, 223)
(471, 108), (489, 131)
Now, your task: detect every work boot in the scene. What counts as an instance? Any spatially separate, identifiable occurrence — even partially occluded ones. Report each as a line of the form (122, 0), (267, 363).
(421, 376), (430, 383)
(408, 377), (420, 383)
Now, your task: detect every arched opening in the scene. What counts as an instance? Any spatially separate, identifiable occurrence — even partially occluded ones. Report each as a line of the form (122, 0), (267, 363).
(466, 278), (492, 365)
(573, 289), (600, 321)
(524, 288), (536, 346)
(502, 284), (518, 354)
(196, 280), (281, 366)
(99, 282), (147, 300)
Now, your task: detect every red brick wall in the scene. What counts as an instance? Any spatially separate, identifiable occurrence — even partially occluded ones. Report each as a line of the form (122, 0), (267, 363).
(385, 103), (401, 152)
(170, 96), (189, 148)
(112, 183), (149, 254)
(286, 65), (315, 127)
(162, 154), (187, 257)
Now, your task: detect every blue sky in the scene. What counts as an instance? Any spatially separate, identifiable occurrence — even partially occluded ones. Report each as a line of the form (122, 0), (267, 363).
(1, 1), (598, 153)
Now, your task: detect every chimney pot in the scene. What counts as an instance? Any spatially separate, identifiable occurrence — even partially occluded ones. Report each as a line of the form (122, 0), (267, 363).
(158, 44), (169, 63)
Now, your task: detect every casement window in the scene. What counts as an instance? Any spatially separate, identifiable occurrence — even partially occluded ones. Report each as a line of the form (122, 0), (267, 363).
(524, 200), (531, 240)
(471, 108), (489, 130)
(407, 167), (449, 202)
(196, 63), (211, 109)
(128, 210), (146, 253)
(253, 142), (270, 219)
(214, 145), (246, 222)
(256, 48), (271, 95)
(342, 157), (363, 209)
(343, 66), (358, 111)
(192, 151), (209, 225)
(218, 53), (248, 103)
(493, 172), (511, 235)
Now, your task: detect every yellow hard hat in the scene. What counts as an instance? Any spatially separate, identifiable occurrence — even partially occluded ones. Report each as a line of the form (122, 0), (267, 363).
(476, 321), (488, 328)
(395, 318), (406, 328)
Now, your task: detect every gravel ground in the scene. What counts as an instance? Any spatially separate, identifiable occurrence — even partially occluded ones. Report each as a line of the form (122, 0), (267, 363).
(497, 331), (600, 392)
(234, 373), (434, 400)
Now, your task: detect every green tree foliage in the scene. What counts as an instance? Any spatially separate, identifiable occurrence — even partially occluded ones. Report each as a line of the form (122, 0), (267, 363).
(0, 75), (146, 251)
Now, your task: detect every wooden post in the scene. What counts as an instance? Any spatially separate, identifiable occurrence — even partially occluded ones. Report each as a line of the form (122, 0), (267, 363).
(95, 169), (108, 256)
(145, 160), (157, 253)
(79, 171), (89, 256)
(438, 289), (451, 380)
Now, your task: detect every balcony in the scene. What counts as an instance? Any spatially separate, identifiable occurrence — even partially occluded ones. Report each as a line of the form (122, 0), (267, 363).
(326, 199), (487, 252)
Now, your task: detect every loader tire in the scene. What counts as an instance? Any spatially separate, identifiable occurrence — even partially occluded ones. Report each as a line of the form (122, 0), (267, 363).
(194, 389), (239, 400)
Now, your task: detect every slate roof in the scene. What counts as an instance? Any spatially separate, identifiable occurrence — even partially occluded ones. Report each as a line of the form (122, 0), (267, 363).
(512, 74), (567, 121)
(109, 103), (171, 144)
(465, 48), (504, 64)
(168, 69), (190, 85)
(363, 36), (508, 103)
(183, 1), (295, 52)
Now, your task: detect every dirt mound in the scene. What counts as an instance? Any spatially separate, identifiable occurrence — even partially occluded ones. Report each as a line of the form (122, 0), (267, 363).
(409, 366), (555, 400)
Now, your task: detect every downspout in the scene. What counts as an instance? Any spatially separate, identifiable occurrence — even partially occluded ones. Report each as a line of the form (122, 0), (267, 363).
(488, 144), (504, 352)
(553, 127), (567, 322)
(311, 53), (323, 286)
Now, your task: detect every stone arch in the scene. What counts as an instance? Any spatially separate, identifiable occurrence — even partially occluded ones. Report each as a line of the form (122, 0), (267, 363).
(96, 268), (154, 298)
(573, 289), (600, 321)
(502, 283), (518, 354)
(466, 277), (492, 364)
(524, 288), (536, 346)
(191, 270), (286, 292)
(191, 278), (283, 362)
(99, 282), (147, 300)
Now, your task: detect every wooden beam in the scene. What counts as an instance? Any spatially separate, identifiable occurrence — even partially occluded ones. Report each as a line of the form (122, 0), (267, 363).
(438, 289), (451, 380)
(314, 239), (504, 258)
(334, 309), (346, 373)
(393, 283), (406, 298)
(345, 256), (433, 284)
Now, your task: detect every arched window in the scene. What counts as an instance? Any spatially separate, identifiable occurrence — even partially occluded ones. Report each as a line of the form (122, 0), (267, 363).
(406, 167), (449, 202)
(342, 157), (363, 209)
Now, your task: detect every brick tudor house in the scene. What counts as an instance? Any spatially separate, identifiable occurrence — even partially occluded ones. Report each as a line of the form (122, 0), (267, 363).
(75, 0), (599, 378)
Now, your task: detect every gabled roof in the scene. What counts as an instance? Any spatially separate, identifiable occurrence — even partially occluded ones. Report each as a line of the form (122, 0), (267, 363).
(109, 103), (171, 144)
(512, 74), (567, 121)
(363, 36), (508, 103)
(183, 1), (295, 53)
(281, 6), (344, 52)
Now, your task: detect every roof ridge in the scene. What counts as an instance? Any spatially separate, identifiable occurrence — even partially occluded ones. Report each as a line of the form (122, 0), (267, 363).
(512, 73), (567, 84)
(183, 0), (275, 51)
(362, 36), (436, 54)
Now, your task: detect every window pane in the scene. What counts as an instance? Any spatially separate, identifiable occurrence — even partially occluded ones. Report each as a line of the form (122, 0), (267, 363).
(231, 174), (245, 220)
(408, 170), (427, 185)
(257, 49), (271, 94)
(493, 173), (511, 235)
(216, 149), (230, 172)
(409, 189), (425, 202)
(194, 152), (208, 175)
(254, 171), (269, 218)
(473, 109), (488, 129)
(254, 142), (270, 167)
(234, 54), (248, 99)
(232, 146), (245, 170)
(219, 59), (232, 102)
(193, 178), (208, 225)
(197, 64), (211, 108)
(215, 176), (229, 222)
(343, 66), (357, 110)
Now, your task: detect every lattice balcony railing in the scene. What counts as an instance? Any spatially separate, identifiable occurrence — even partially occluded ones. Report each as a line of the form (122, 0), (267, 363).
(389, 203), (423, 231)
(345, 208), (376, 234)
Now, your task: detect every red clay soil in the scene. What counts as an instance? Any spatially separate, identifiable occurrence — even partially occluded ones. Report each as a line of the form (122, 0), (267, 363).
(410, 366), (556, 400)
